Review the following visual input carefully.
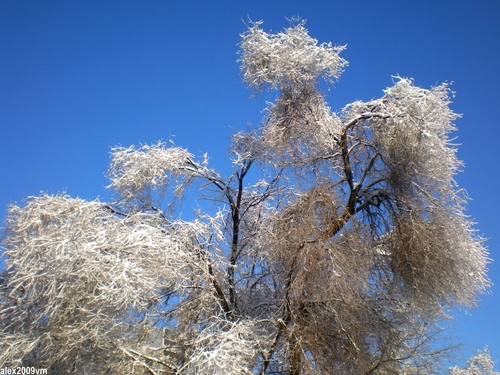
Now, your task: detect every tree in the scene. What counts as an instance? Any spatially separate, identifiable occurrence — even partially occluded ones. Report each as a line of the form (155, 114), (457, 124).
(0, 19), (491, 374)
(449, 349), (499, 375)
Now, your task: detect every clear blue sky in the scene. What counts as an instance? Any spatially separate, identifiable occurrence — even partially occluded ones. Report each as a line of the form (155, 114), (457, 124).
(1, 0), (499, 366)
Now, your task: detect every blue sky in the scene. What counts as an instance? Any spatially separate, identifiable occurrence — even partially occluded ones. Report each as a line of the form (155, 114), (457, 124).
(1, 0), (499, 366)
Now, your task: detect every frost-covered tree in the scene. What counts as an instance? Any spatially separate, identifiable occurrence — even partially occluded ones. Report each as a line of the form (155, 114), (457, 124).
(449, 349), (499, 375)
(0, 19), (491, 374)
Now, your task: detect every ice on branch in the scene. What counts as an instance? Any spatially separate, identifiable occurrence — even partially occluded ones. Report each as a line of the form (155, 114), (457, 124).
(239, 20), (346, 160)
(179, 320), (258, 375)
(449, 349), (500, 375)
(264, 85), (342, 158)
(0, 18), (493, 375)
(1, 194), (213, 369)
(387, 210), (489, 312)
(107, 142), (194, 204)
(375, 78), (461, 197)
(230, 129), (268, 166)
(239, 20), (347, 90)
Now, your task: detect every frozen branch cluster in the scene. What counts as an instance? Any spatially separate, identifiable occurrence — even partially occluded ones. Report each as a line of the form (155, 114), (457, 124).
(348, 77), (461, 199)
(107, 142), (194, 204)
(240, 20), (346, 160)
(180, 320), (258, 375)
(1, 194), (213, 371)
(0, 19), (492, 374)
(264, 85), (342, 158)
(449, 349), (500, 375)
(239, 19), (347, 90)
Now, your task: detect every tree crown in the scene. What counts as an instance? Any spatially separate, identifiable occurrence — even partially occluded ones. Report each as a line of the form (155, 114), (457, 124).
(0, 19), (491, 375)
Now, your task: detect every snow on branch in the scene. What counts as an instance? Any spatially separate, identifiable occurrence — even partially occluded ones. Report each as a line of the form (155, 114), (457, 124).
(107, 142), (195, 204)
(449, 348), (500, 375)
(239, 20), (347, 90)
(269, 90), (342, 157)
(0, 18), (494, 375)
(342, 77), (463, 205)
(0, 194), (214, 369)
(179, 319), (259, 375)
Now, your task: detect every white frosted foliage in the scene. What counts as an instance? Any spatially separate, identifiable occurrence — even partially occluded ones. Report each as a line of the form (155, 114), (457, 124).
(107, 142), (194, 203)
(0, 19), (492, 375)
(239, 20), (347, 90)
